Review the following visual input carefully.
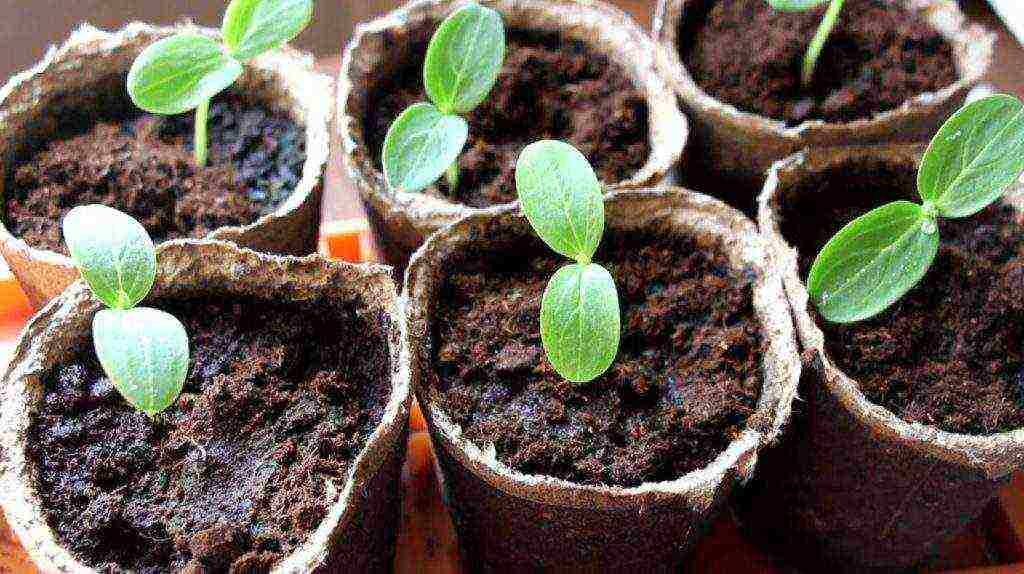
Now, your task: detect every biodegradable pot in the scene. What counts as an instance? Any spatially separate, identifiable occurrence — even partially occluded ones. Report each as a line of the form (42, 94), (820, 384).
(404, 188), (801, 572)
(338, 0), (689, 269)
(652, 0), (994, 189)
(0, 241), (411, 573)
(0, 22), (333, 309)
(748, 145), (1024, 569)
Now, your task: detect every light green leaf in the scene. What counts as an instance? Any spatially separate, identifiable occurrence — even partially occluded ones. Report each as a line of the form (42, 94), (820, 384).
(541, 263), (620, 383)
(222, 0), (314, 61)
(808, 201), (940, 323)
(424, 2), (505, 115)
(767, 0), (830, 11)
(63, 205), (157, 310)
(515, 140), (604, 264)
(918, 94), (1024, 219)
(93, 308), (190, 415)
(382, 103), (468, 193)
(127, 33), (243, 115)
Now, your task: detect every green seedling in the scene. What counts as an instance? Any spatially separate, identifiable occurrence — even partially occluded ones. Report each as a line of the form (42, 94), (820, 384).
(127, 0), (314, 166)
(382, 2), (505, 194)
(808, 94), (1024, 324)
(515, 140), (621, 383)
(63, 205), (190, 415)
(768, 0), (845, 86)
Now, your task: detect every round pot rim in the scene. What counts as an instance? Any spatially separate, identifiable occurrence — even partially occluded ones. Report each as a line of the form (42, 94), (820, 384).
(337, 0), (690, 236)
(0, 240), (411, 573)
(651, 0), (995, 140)
(756, 144), (1024, 479)
(0, 21), (333, 277)
(403, 187), (801, 509)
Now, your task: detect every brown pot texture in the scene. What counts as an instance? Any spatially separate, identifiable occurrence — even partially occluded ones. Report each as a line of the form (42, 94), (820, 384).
(404, 188), (801, 572)
(0, 22), (333, 309)
(651, 0), (993, 190)
(0, 241), (411, 573)
(747, 145), (1024, 570)
(338, 0), (689, 270)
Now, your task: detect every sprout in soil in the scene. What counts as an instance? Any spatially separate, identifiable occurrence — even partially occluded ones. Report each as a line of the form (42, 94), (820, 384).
(808, 94), (1024, 324)
(515, 140), (621, 383)
(127, 0), (314, 166)
(381, 2), (506, 194)
(63, 205), (190, 415)
(767, 0), (845, 87)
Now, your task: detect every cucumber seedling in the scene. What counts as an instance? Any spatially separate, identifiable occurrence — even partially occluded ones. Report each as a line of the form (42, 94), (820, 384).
(63, 205), (190, 415)
(515, 140), (621, 383)
(127, 0), (314, 166)
(382, 2), (505, 194)
(808, 94), (1024, 323)
(767, 0), (845, 86)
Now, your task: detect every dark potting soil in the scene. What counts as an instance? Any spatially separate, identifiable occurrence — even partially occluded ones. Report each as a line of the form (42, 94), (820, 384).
(27, 298), (392, 573)
(4, 94), (306, 255)
(362, 29), (650, 208)
(681, 0), (958, 125)
(429, 233), (765, 487)
(776, 159), (1024, 435)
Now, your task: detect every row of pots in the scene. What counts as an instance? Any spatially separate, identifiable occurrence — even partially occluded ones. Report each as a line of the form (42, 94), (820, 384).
(0, 0), (1017, 572)
(0, 0), (994, 300)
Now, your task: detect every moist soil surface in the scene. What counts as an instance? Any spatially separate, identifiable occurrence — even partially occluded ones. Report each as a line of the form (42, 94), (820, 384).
(429, 232), (764, 487)
(777, 158), (1024, 435)
(5, 94), (306, 255)
(682, 0), (958, 125)
(27, 297), (391, 573)
(363, 29), (650, 208)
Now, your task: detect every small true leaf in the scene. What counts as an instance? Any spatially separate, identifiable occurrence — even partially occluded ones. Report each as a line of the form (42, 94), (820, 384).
(223, 0), (314, 61)
(515, 140), (604, 264)
(127, 33), (243, 115)
(540, 263), (620, 383)
(767, 0), (830, 11)
(424, 3), (505, 115)
(93, 308), (190, 415)
(383, 103), (469, 193)
(807, 201), (939, 323)
(63, 205), (157, 310)
(918, 94), (1024, 219)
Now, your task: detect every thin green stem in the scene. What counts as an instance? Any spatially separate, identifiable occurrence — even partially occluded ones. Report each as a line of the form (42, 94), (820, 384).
(194, 98), (211, 167)
(802, 0), (845, 87)
(446, 161), (460, 191)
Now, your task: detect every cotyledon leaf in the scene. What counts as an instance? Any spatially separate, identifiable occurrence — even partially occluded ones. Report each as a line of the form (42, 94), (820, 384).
(127, 33), (242, 115)
(807, 200), (940, 323)
(540, 263), (620, 383)
(423, 2), (505, 115)
(94, 307), (190, 415)
(382, 102), (469, 193)
(222, 0), (314, 61)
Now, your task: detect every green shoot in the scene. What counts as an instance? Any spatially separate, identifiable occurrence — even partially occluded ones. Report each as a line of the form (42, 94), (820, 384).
(515, 140), (621, 383)
(63, 205), (190, 415)
(768, 0), (845, 87)
(807, 94), (1024, 323)
(382, 2), (505, 194)
(127, 0), (314, 166)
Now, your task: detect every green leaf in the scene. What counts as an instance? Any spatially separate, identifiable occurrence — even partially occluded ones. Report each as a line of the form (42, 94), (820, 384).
(382, 103), (468, 193)
(127, 33), (243, 115)
(63, 205), (157, 310)
(918, 94), (1024, 219)
(424, 2), (505, 115)
(515, 140), (604, 264)
(541, 263), (620, 383)
(93, 308), (190, 415)
(767, 0), (830, 11)
(222, 0), (314, 61)
(808, 201), (939, 323)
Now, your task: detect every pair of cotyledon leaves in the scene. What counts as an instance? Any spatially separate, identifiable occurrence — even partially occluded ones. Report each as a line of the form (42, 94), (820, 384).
(382, 2), (505, 193)
(808, 94), (1024, 323)
(127, 0), (314, 115)
(64, 206), (189, 415)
